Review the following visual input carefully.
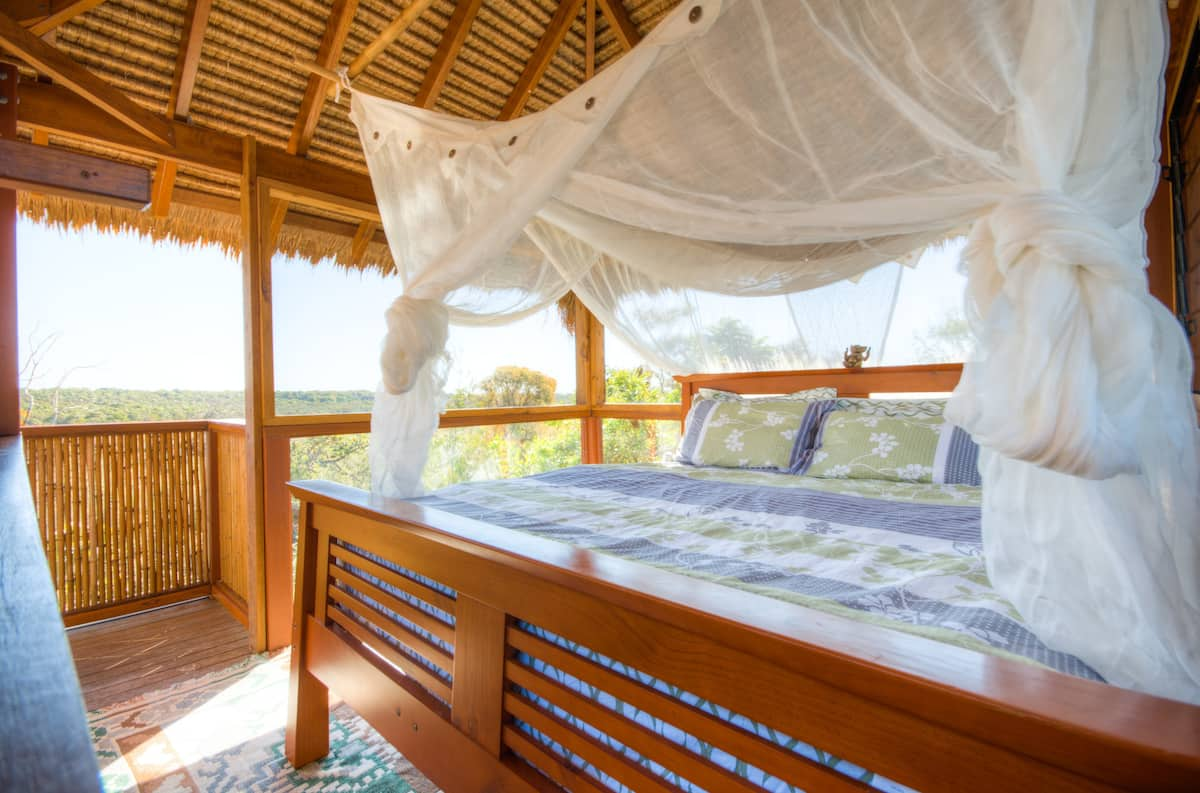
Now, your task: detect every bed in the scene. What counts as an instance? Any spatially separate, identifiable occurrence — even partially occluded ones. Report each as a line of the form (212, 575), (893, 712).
(285, 364), (1200, 793)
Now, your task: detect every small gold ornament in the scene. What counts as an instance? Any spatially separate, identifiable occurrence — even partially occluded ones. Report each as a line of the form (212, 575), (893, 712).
(843, 344), (871, 369)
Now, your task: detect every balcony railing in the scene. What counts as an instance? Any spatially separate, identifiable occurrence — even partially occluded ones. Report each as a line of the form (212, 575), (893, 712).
(21, 420), (250, 626)
(20, 402), (678, 630)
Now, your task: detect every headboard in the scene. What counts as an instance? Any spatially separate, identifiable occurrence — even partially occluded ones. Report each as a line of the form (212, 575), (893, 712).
(674, 363), (963, 419)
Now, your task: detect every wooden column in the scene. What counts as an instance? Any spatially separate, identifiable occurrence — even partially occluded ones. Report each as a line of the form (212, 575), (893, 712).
(0, 63), (17, 436)
(240, 138), (290, 651)
(574, 301), (605, 463)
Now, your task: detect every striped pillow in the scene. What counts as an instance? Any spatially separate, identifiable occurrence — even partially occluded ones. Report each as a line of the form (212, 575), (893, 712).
(677, 396), (835, 472)
(805, 412), (982, 484)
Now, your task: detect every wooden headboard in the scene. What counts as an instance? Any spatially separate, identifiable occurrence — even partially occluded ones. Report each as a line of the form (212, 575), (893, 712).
(674, 363), (963, 419)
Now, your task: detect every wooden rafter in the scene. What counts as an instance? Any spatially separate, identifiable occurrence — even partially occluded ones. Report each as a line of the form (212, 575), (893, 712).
(0, 10), (173, 146)
(585, 0), (595, 79)
(288, 0), (359, 156)
(596, 0), (640, 50)
(149, 159), (176, 217)
(329, 0), (436, 98)
(414, 0), (482, 109)
(12, 0), (107, 37)
(167, 0), (211, 122)
(499, 0), (586, 120)
(348, 219), (378, 267)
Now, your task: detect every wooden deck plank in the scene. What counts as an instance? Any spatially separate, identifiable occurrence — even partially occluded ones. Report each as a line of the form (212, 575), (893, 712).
(68, 598), (250, 711)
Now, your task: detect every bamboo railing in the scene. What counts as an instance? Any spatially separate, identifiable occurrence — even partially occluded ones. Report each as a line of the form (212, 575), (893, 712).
(23, 421), (217, 626)
(210, 420), (250, 615)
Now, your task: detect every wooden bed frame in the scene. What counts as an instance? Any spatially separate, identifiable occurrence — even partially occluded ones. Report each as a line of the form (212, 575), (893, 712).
(285, 363), (1200, 793)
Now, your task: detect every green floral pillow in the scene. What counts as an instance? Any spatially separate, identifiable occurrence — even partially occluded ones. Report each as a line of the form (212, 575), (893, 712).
(678, 397), (828, 470)
(806, 413), (945, 482)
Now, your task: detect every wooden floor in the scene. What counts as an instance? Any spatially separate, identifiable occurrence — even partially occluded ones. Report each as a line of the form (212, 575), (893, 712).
(68, 598), (251, 711)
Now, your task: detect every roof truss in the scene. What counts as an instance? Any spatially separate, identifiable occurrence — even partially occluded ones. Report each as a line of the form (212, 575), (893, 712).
(414, 0), (483, 109)
(2, 0), (106, 36)
(0, 8), (173, 145)
(288, 0), (359, 156)
(499, 0), (587, 120)
(597, 0), (640, 50)
(167, 0), (212, 122)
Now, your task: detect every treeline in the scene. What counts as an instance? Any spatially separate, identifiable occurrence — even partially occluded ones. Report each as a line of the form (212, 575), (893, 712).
(21, 388), (375, 425)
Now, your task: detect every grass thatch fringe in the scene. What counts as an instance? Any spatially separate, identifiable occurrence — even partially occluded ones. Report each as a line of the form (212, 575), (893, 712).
(19, 193), (397, 277)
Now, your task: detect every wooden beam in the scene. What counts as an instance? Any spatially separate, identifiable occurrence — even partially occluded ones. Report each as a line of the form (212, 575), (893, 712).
(331, 0), (436, 98)
(30, 128), (48, 145)
(288, 0), (358, 156)
(166, 0), (211, 122)
(16, 81), (376, 207)
(26, 0), (104, 36)
(0, 62), (16, 436)
(0, 9), (173, 146)
(0, 137), (150, 208)
(267, 197), (289, 250)
(596, 0), (639, 51)
(414, 0), (482, 109)
(585, 0), (595, 79)
(148, 158), (176, 216)
(348, 219), (377, 267)
(240, 137), (270, 652)
(499, 0), (585, 120)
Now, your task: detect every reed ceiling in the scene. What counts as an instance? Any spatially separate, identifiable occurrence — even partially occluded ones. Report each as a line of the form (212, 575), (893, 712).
(1, 0), (679, 272)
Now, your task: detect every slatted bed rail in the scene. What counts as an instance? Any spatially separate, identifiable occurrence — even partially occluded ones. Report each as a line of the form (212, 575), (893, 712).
(286, 481), (1200, 793)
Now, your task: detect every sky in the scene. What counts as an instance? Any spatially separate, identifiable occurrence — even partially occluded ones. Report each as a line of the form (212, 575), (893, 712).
(16, 218), (966, 395)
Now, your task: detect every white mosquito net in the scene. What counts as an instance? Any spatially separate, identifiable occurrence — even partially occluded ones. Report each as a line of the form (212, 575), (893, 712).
(349, 0), (1200, 702)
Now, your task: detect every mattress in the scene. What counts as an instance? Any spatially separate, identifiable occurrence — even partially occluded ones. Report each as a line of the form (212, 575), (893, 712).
(339, 463), (1099, 793)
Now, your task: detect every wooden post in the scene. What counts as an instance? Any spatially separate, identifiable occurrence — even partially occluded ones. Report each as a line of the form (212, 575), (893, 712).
(0, 62), (17, 436)
(262, 432), (293, 649)
(286, 498), (330, 766)
(575, 302), (605, 463)
(241, 137), (270, 651)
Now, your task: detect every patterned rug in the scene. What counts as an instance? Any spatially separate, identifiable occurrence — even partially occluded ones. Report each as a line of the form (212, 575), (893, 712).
(90, 652), (439, 793)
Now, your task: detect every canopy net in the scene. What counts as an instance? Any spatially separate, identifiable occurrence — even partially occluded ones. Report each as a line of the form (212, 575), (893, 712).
(349, 0), (1199, 702)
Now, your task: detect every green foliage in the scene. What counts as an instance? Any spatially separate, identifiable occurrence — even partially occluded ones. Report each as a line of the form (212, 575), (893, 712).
(446, 366), (558, 409)
(605, 366), (680, 404)
(913, 312), (973, 363)
(21, 388), (374, 425)
(291, 434), (371, 490)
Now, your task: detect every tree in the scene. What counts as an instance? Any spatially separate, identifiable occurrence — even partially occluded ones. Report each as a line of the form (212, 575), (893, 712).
(913, 312), (973, 363)
(473, 366), (557, 408)
(703, 317), (783, 370)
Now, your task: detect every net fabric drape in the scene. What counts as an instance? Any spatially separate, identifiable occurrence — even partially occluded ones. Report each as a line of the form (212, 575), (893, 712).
(353, 0), (1199, 701)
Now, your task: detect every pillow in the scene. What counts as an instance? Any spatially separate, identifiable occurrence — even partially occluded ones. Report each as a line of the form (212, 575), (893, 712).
(699, 386), (836, 402)
(677, 396), (834, 471)
(804, 412), (982, 484)
(834, 397), (946, 417)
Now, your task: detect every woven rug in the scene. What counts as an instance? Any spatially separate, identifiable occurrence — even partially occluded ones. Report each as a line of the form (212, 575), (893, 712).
(90, 652), (439, 793)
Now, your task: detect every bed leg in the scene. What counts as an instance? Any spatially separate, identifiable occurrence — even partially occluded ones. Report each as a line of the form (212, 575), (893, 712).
(285, 500), (330, 767)
(286, 650), (330, 766)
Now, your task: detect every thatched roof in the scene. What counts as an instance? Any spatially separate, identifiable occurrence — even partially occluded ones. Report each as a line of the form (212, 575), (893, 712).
(6, 0), (680, 272)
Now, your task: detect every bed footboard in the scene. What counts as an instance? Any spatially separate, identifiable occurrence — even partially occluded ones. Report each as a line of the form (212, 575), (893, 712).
(285, 481), (1200, 793)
